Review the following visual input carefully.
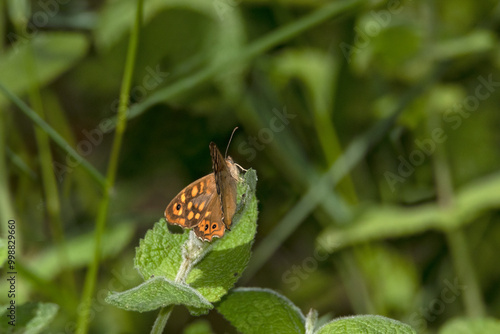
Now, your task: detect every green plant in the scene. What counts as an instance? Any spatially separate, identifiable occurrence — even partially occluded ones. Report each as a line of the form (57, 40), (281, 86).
(106, 169), (417, 333)
(2, 0), (500, 332)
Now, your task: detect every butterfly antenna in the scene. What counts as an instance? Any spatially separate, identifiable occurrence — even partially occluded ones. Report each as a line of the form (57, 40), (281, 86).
(225, 127), (238, 158)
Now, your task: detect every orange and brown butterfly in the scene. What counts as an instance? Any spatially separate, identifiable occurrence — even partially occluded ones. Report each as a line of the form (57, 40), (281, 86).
(164, 141), (241, 242)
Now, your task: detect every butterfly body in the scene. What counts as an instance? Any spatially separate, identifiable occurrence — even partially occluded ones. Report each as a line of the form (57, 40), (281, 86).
(165, 142), (239, 241)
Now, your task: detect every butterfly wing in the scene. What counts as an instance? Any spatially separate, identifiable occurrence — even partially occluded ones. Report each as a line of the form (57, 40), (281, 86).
(165, 174), (217, 229)
(210, 142), (238, 230)
(192, 201), (225, 241)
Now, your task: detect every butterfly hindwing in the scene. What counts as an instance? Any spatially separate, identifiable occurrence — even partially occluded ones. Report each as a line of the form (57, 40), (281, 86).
(192, 200), (225, 241)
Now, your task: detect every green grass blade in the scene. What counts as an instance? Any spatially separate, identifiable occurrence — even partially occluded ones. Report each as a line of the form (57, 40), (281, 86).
(0, 82), (106, 187)
(75, 0), (144, 332)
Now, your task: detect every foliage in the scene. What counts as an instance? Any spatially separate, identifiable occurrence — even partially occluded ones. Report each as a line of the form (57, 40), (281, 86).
(107, 169), (258, 320)
(1, 0), (500, 332)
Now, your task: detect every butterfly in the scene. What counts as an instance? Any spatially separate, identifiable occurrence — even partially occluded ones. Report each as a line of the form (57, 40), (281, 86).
(165, 141), (241, 241)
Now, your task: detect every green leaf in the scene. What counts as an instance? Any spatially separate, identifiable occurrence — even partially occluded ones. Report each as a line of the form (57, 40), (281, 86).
(0, 32), (89, 107)
(187, 170), (258, 303)
(183, 319), (215, 334)
(95, 0), (245, 58)
(430, 30), (495, 61)
(318, 171), (500, 253)
(6, 0), (30, 26)
(0, 302), (58, 334)
(217, 287), (306, 334)
(25, 222), (135, 280)
(132, 169), (258, 309)
(134, 218), (188, 282)
(438, 317), (500, 334)
(105, 276), (212, 313)
(354, 245), (419, 316)
(315, 315), (416, 334)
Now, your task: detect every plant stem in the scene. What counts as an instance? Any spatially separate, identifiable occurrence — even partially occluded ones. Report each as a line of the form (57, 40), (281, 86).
(305, 308), (318, 334)
(75, 0), (143, 333)
(445, 229), (485, 316)
(151, 232), (211, 333)
(12, 16), (77, 304)
(151, 305), (174, 334)
(432, 111), (486, 317)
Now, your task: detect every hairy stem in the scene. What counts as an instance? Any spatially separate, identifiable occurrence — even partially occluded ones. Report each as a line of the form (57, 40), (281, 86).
(150, 305), (174, 334)
(152, 232), (211, 333)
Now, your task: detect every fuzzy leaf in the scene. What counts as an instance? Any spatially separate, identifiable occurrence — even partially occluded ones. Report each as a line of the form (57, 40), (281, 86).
(105, 276), (212, 313)
(131, 169), (258, 310)
(315, 315), (416, 334)
(0, 302), (58, 334)
(217, 287), (306, 334)
(134, 218), (188, 281)
(438, 317), (500, 334)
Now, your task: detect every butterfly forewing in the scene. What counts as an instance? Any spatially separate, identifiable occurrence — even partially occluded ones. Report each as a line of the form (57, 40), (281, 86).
(165, 174), (217, 229)
(210, 142), (238, 230)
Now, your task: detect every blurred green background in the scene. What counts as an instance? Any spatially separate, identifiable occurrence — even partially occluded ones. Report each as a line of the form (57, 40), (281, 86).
(1, 0), (500, 332)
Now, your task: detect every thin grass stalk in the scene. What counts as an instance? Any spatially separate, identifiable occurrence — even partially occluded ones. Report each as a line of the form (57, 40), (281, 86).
(0, 83), (106, 187)
(75, 0), (143, 332)
(431, 111), (486, 317)
(15, 21), (77, 301)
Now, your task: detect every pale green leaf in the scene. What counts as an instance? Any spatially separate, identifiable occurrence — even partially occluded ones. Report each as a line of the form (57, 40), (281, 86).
(0, 32), (89, 107)
(0, 302), (58, 334)
(354, 245), (419, 316)
(318, 172), (500, 253)
(6, 0), (30, 26)
(315, 315), (416, 334)
(134, 218), (187, 282)
(25, 222), (135, 280)
(217, 287), (306, 334)
(95, 0), (245, 57)
(183, 319), (215, 334)
(105, 276), (212, 313)
(438, 317), (500, 334)
(431, 30), (496, 61)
